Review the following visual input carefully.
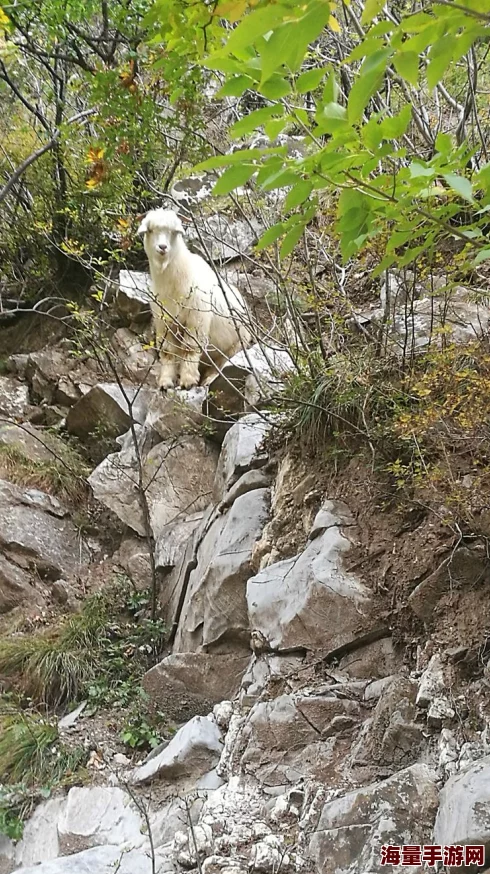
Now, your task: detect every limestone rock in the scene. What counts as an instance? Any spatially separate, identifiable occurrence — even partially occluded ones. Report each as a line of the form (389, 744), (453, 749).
(143, 652), (250, 721)
(239, 654), (305, 707)
(0, 552), (43, 613)
(145, 387), (207, 441)
(416, 653), (445, 708)
(0, 479), (89, 581)
(0, 422), (71, 465)
(213, 415), (270, 502)
(309, 500), (355, 540)
(308, 763), (439, 874)
(66, 383), (151, 440)
(349, 677), (424, 775)
(170, 173), (217, 210)
(15, 845), (160, 874)
(111, 328), (158, 385)
(207, 344), (294, 417)
(0, 376), (30, 420)
(14, 798), (64, 868)
(89, 435), (218, 537)
(247, 525), (373, 653)
(187, 214), (262, 263)
(154, 511), (203, 570)
(117, 270), (152, 321)
(57, 787), (143, 854)
(174, 488), (270, 652)
(117, 536), (152, 589)
(130, 714), (223, 785)
(433, 754), (490, 861)
(220, 468), (271, 511)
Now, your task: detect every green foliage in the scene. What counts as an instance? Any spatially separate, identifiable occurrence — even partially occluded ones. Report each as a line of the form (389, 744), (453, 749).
(0, 441), (88, 505)
(178, 0), (490, 274)
(0, 581), (166, 708)
(0, 707), (85, 839)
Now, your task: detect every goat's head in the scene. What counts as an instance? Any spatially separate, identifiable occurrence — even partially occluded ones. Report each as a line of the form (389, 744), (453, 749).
(137, 209), (185, 270)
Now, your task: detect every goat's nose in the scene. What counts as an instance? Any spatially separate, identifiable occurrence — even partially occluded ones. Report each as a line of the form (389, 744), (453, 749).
(158, 243), (168, 254)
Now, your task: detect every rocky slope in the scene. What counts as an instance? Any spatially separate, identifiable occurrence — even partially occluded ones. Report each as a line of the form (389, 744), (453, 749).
(1, 260), (490, 874)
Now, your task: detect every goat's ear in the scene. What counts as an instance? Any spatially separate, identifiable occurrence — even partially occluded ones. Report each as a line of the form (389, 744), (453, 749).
(136, 214), (149, 235)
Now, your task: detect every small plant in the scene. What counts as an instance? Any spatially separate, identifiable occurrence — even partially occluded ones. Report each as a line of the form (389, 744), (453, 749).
(0, 440), (89, 505)
(0, 582), (166, 708)
(0, 706), (86, 839)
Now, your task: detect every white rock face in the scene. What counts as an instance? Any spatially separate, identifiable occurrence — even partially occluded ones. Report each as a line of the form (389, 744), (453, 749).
(15, 844), (162, 874)
(213, 414), (270, 502)
(57, 787), (144, 854)
(174, 487), (270, 652)
(0, 478), (90, 583)
(0, 376), (30, 420)
(89, 434), (218, 537)
(433, 754), (490, 853)
(308, 764), (439, 874)
(15, 798), (65, 867)
(130, 715), (223, 785)
(247, 525), (372, 653)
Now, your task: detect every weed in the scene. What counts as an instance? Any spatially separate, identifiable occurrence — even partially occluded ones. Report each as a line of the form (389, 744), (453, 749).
(0, 440), (89, 504)
(0, 581), (166, 708)
(0, 706), (85, 839)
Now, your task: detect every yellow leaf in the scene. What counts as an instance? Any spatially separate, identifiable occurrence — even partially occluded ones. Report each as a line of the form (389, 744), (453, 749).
(117, 217), (130, 229)
(216, 0), (248, 20)
(328, 14), (341, 31)
(0, 8), (9, 26)
(85, 178), (100, 189)
(86, 146), (105, 163)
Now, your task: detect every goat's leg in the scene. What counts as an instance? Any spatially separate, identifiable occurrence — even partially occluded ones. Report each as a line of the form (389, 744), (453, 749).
(154, 318), (180, 390)
(179, 342), (202, 390)
(178, 312), (211, 390)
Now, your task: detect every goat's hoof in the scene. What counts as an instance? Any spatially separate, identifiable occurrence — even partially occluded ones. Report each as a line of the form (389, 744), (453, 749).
(158, 380), (176, 392)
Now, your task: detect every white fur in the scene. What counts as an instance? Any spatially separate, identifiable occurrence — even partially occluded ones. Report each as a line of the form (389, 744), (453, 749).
(137, 208), (250, 390)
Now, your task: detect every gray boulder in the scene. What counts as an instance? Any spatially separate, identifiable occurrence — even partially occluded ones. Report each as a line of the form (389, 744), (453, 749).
(144, 652), (250, 721)
(117, 269), (152, 322)
(57, 787), (143, 855)
(66, 383), (152, 440)
(0, 479), (89, 582)
(308, 763), (439, 874)
(433, 755), (490, 865)
(213, 414), (270, 502)
(247, 525), (373, 653)
(0, 376), (30, 420)
(173, 488), (270, 653)
(88, 435), (218, 538)
(130, 714), (223, 785)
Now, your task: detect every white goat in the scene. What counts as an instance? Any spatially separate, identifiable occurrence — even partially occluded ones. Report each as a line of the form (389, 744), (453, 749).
(137, 208), (250, 390)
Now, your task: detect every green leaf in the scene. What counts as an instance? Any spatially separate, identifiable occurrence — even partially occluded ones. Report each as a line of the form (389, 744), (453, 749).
(194, 147), (284, 172)
(361, 0), (386, 25)
(443, 173), (474, 202)
(474, 248), (490, 265)
(280, 223), (305, 258)
(296, 67), (327, 94)
(230, 104), (284, 139)
(315, 101), (348, 134)
(379, 105), (412, 139)
(435, 132), (452, 154)
(256, 222), (286, 250)
(224, 5), (287, 55)
(284, 180), (313, 210)
(410, 162), (435, 178)
(216, 75), (254, 97)
(427, 36), (456, 88)
(264, 117), (288, 140)
(212, 164), (256, 195)
(393, 51), (419, 86)
(322, 67), (339, 104)
(347, 48), (392, 124)
(260, 75), (291, 99)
